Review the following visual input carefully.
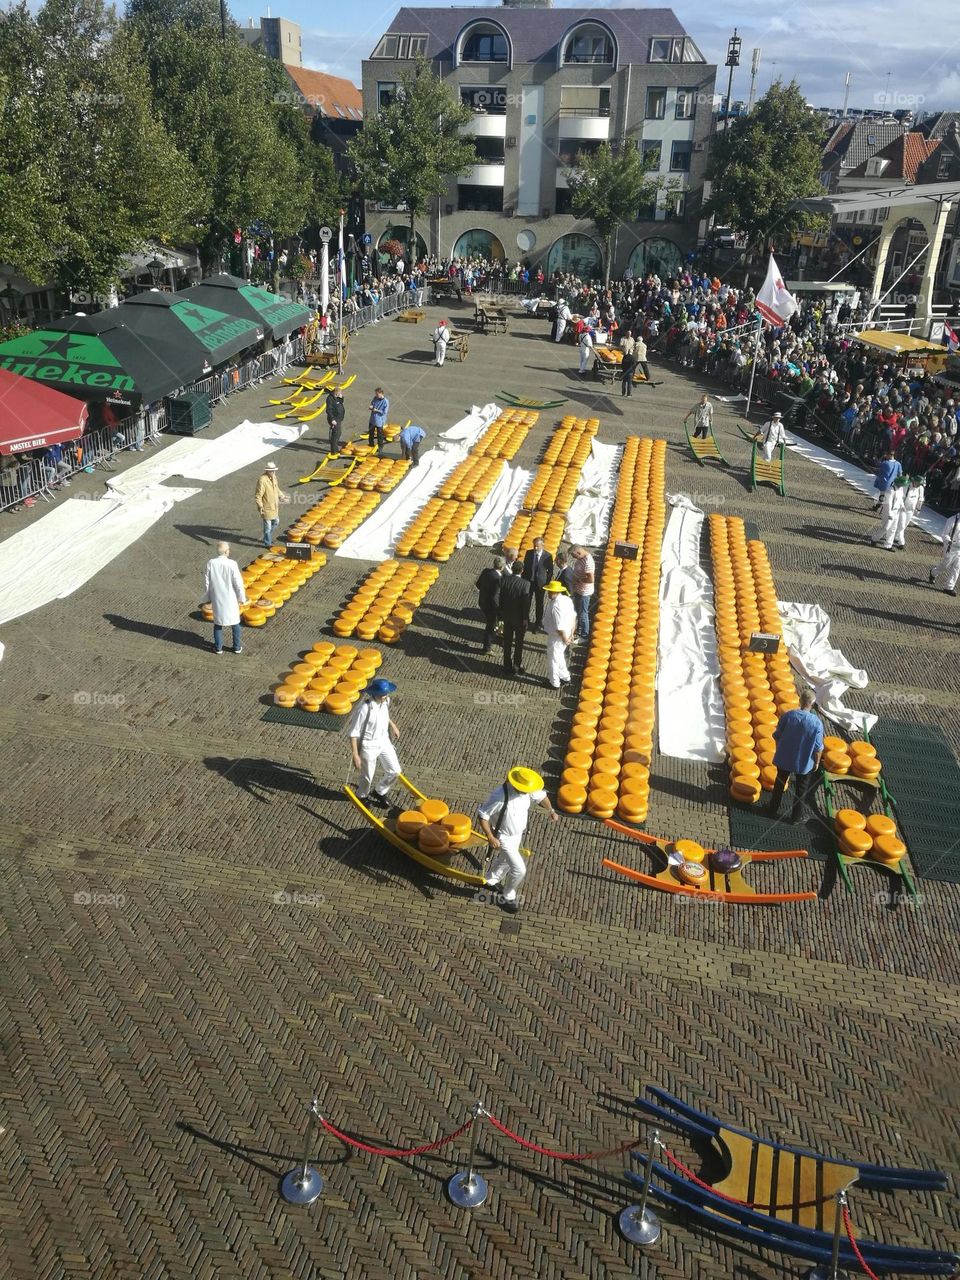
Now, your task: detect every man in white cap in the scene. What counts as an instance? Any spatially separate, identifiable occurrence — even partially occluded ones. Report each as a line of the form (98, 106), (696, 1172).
(431, 318), (450, 367)
(477, 766), (558, 912)
(349, 677), (402, 807)
(542, 580), (575, 689)
(754, 411), (785, 462)
(929, 511), (960, 596)
(254, 461), (288, 547)
(201, 541), (246, 655)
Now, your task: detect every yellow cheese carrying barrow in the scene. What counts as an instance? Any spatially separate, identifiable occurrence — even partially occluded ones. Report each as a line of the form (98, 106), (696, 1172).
(344, 774), (532, 887)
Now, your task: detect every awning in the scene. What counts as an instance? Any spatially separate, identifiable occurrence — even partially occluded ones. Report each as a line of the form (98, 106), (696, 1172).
(853, 329), (944, 356)
(0, 322), (192, 403)
(791, 180), (960, 216)
(0, 367), (88, 454)
(56, 291), (263, 372)
(176, 274), (311, 340)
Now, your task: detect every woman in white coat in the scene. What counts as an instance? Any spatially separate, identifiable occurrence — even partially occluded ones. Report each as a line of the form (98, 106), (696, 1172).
(202, 541), (247, 654)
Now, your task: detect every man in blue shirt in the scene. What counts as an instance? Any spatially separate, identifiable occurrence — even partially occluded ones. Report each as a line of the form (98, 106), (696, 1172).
(765, 689), (824, 824)
(398, 423), (426, 466)
(368, 387), (389, 454)
(872, 449), (901, 511)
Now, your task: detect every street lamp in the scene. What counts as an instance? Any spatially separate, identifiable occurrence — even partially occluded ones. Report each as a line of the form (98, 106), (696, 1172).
(147, 256), (165, 287)
(724, 30), (742, 130)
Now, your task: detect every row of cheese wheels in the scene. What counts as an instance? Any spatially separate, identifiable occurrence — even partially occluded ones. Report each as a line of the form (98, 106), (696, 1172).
(521, 463), (582, 516)
(542, 416), (599, 467)
(557, 438), (667, 825)
(593, 346), (624, 364)
(210, 551), (326, 628)
(272, 642), (383, 714)
(710, 515), (799, 803)
(472, 408), (539, 460)
(396, 797), (473, 857)
(834, 808), (906, 864)
(332, 560), (440, 642)
(437, 455), (505, 504)
(394, 498), (477, 562)
(503, 510), (567, 558)
(821, 736), (882, 780)
(286, 488), (380, 547)
(341, 456), (410, 492)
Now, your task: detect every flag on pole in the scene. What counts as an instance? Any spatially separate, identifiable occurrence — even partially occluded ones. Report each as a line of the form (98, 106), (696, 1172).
(756, 253), (799, 328)
(944, 320), (958, 353)
(337, 211), (346, 301)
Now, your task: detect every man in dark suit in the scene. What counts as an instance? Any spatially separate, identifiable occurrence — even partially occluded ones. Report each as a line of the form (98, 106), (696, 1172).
(522, 536), (554, 631)
(325, 389), (345, 454)
(475, 555), (503, 653)
(498, 562), (532, 677)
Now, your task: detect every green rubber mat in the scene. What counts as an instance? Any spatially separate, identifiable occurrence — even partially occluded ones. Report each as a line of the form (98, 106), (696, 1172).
(262, 705), (346, 732)
(727, 800), (829, 860)
(870, 720), (960, 884)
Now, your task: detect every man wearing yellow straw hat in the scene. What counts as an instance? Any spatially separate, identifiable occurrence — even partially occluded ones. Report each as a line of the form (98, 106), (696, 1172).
(477, 766), (558, 912)
(542, 579), (575, 689)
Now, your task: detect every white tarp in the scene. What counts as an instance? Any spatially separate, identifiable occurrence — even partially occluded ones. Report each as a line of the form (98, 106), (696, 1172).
(778, 600), (877, 735)
(0, 486), (199, 629)
(562, 440), (621, 549)
(107, 420), (308, 496)
(657, 496), (726, 762)
(460, 462), (530, 548)
(335, 404), (500, 562)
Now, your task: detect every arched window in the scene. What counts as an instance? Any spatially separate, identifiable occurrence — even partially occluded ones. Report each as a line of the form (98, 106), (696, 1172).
(458, 22), (510, 65)
(627, 237), (682, 281)
(561, 23), (615, 66)
(452, 230), (505, 262)
(546, 233), (603, 281)
(377, 227), (427, 262)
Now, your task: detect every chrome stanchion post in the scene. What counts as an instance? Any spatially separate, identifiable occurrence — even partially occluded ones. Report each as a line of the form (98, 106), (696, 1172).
(280, 1098), (324, 1205)
(806, 1188), (850, 1280)
(446, 1101), (488, 1209)
(619, 1128), (662, 1245)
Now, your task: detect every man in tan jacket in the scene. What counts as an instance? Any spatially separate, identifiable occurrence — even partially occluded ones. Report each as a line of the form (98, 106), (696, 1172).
(255, 461), (288, 547)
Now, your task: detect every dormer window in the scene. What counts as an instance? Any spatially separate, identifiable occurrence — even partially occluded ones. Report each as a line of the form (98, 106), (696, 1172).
(562, 24), (614, 66)
(865, 156), (889, 177)
(459, 23), (509, 64)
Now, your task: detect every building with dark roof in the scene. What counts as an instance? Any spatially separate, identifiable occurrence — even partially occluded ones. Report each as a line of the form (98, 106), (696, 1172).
(361, 4), (716, 278)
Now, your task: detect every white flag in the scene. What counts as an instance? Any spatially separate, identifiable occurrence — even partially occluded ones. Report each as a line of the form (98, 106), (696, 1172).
(756, 254), (798, 328)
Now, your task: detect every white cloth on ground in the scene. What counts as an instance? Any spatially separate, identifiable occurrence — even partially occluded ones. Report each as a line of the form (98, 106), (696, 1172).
(562, 441), (620, 548)
(203, 554), (247, 626)
(460, 462), (529, 547)
(777, 601), (877, 735)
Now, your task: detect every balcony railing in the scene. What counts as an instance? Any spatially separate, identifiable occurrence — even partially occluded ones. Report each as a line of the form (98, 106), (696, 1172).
(563, 53), (613, 65)
(558, 107), (611, 118)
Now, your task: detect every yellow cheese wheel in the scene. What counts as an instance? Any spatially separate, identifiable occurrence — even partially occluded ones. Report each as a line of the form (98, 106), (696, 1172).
(441, 812), (472, 841)
(823, 735), (847, 753)
(823, 750), (852, 774)
(586, 787), (618, 818)
(848, 740), (877, 758)
(865, 814), (896, 838)
(324, 692), (353, 715)
(616, 795), (646, 824)
(851, 757), (881, 778)
(871, 834), (906, 863)
(273, 689), (297, 708)
(835, 809), (865, 831)
(418, 823), (451, 855)
(759, 764), (779, 791)
(396, 810), (427, 839)
(730, 776), (761, 803)
(672, 839), (706, 864)
(557, 784), (586, 813)
(839, 827), (873, 857)
(419, 798), (450, 824)
(678, 861), (707, 887)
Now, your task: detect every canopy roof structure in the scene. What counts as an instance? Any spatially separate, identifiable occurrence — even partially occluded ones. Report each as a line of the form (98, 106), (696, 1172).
(791, 179), (960, 216)
(854, 329), (945, 356)
(176, 275), (310, 340)
(0, 322), (192, 402)
(0, 368), (89, 455)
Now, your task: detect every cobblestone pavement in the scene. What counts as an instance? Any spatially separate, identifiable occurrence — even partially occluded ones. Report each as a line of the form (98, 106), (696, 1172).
(0, 301), (957, 1280)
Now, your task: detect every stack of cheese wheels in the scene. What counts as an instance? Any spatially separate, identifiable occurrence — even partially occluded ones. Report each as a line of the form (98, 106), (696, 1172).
(822, 735), (854, 776)
(239, 550), (327, 627)
(393, 498), (477, 562)
(332, 559), (438, 642)
(864, 813), (906, 865)
(441, 812), (473, 846)
(472, 408), (539, 461)
(271, 642), (383, 714)
(834, 809), (872, 859)
(341, 422), (402, 456)
(342, 456), (410, 493)
(285, 488), (380, 548)
(437, 455), (505, 503)
(710, 516), (799, 803)
(848, 739), (882, 781)
(415, 797), (453, 857)
(503, 509), (567, 556)
(557, 436), (667, 827)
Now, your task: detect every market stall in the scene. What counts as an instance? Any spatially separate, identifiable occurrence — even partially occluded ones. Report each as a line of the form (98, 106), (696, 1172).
(0, 368), (88, 454)
(175, 274), (310, 341)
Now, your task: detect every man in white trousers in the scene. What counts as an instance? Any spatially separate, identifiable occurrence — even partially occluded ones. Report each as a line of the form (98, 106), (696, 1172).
(870, 478), (907, 551)
(754, 411), (785, 462)
(542, 580), (575, 689)
(930, 511), (960, 595)
(893, 475), (925, 549)
(431, 319), (450, 367)
(201, 541), (247, 655)
(477, 767), (558, 913)
(349, 678), (402, 807)
(554, 300), (571, 342)
(578, 326), (594, 375)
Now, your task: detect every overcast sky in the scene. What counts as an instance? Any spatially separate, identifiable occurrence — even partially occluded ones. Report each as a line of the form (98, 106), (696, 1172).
(234, 0), (958, 113)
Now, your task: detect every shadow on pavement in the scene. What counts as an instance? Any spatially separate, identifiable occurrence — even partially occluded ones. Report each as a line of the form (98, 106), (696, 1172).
(105, 612), (209, 649)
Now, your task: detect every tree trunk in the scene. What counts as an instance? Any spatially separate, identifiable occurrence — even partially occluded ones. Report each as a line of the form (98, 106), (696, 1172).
(409, 207), (416, 264)
(605, 232), (613, 286)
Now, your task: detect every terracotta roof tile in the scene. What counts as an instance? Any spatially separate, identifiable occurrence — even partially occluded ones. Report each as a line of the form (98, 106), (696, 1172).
(284, 67), (362, 119)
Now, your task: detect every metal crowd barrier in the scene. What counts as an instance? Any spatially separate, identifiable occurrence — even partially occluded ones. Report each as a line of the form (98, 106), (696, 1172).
(338, 286), (433, 336)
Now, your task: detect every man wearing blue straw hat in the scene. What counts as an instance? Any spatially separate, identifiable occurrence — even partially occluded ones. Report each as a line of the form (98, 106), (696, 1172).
(477, 766), (558, 912)
(348, 678), (401, 808)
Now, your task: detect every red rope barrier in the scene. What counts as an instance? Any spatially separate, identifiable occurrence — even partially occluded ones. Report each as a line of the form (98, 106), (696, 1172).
(484, 1112), (638, 1162)
(843, 1205), (883, 1280)
(318, 1114), (472, 1158)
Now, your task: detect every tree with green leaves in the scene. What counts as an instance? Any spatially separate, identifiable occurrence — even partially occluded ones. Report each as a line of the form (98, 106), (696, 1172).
(704, 80), (827, 250)
(347, 57), (475, 257)
(567, 141), (669, 283)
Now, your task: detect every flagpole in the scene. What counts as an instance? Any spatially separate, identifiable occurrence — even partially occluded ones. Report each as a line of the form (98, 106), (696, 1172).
(337, 209), (344, 375)
(745, 314), (762, 418)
